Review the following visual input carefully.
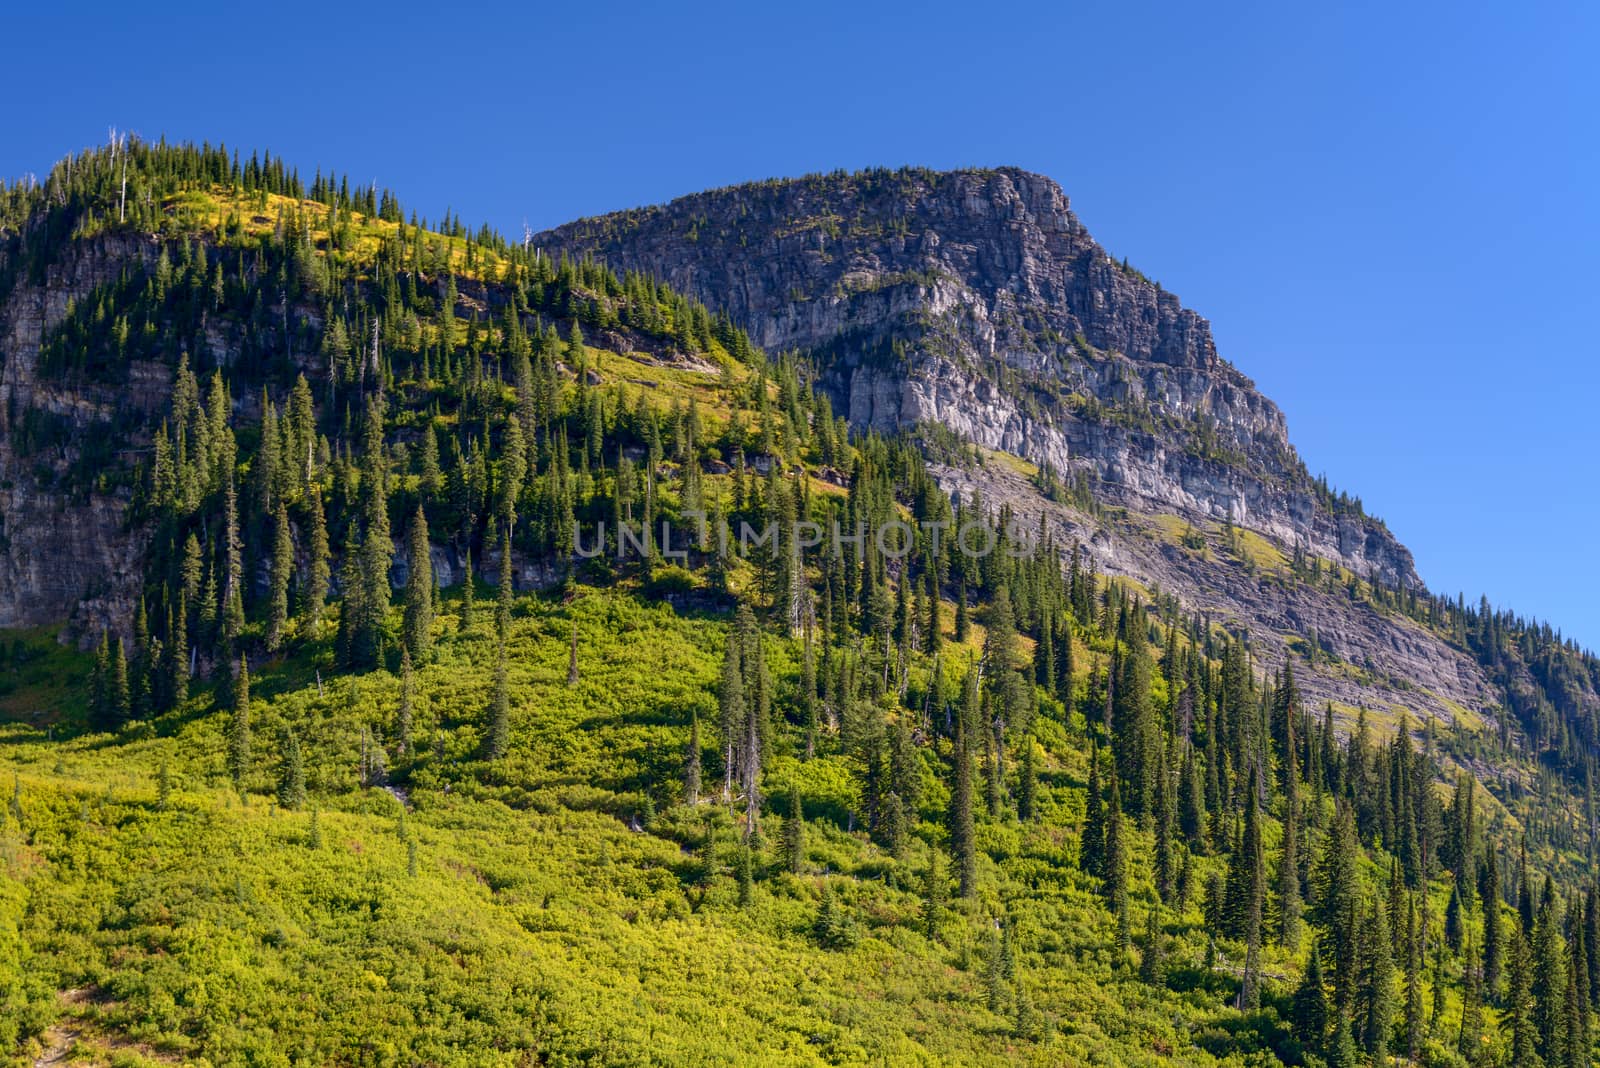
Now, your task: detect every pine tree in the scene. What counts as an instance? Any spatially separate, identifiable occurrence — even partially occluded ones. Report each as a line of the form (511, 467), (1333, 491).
(402, 506), (434, 662)
(496, 526), (513, 643)
(110, 635), (131, 727)
(1105, 775), (1129, 948)
(1359, 896), (1396, 1062)
(485, 637), (511, 760)
(781, 790), (805, 874)
(1140, 906), (1166, 986)
(950, 673), (978, 898)
(1459, 935), (1487, 1063)
(1508, 927), (1542, 1068)
(1404, 895), (1423, 1061)
(1293, 946), (1330, 1054)
(305, 489), (330, 628)
(684, 712), (702, 806)
(156, 759), (172, 811)
(1532, 889), (1566, 1064)
(1081, 739), (1105, 878)
(460, 548), (475, 629)
(1018, 732), (1037, 822)
(1483, 851), (1503, 1001)
(813, 881), (858, 948)
(267, 500), (293, 651)
(922, 849), (946, 939)
(396, 648), (415, 756)
(278, 728), (306, 810)
(228, 657), (251, 789)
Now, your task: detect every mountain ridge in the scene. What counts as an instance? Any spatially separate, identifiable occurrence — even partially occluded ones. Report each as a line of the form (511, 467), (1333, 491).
(534, 165), (1419, 593)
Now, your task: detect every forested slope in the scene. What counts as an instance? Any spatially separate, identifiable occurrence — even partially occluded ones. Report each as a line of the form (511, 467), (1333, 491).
(0, 141), (1596, 1067)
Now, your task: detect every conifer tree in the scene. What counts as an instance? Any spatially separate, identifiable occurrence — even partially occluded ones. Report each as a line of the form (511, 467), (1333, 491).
(460, 548), (475, 629)
(1293, 946), (1330, 1054)
(278, 728), (306, 810)
(1018, 732), (1037, 823)
(1458, 935), (1487, 1063)
(267, 500), (293, 651)
(1483, 852), (1503, 1001)
(684, 712), (702, 806)
(922, 849), (947, 939)
(1532, 889), (1566, 1064)
(1404, 895), (1423, 1061)
(228, 657), (251, 789)
(1081, 738), (1105, 879)
(782, 790), (805, 874)
(1508, 928), (1542, 1068)
(156, 759), (172, 811)
(950, 670), (978, 897)
(496, 527), (513, 643)
(305, 489), (330, 628)
(1154, 734), (1175, 903)
(110, 635), (131, 728)
(396, 648), (415, 756)
(1105, 775), (1129, 947)
(485, 639), (510, 760)
(1140, 906), (1166, 986)
(1359, 896), (1396, 1061)
(402, 506), (434, 662)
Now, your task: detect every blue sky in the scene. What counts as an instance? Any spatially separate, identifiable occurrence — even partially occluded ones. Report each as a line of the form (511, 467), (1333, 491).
(5, 1), (1597, 647)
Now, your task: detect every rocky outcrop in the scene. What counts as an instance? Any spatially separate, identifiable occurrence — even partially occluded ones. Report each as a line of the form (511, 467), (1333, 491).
(0, 234), (166, 636)
(537, 166), (1417, 588)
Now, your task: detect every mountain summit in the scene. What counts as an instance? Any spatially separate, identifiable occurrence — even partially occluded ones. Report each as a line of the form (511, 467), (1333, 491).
(538, 167), (1414, 589)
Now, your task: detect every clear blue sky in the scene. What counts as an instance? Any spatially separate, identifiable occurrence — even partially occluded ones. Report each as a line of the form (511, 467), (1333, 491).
(5, 1), (1597, 648)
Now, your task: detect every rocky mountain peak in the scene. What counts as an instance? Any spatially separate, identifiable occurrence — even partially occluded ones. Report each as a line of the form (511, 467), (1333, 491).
(537, 166), (1415, 588)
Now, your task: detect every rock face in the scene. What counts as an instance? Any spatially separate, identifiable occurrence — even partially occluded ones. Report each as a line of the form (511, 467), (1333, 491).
(537, 167), (1417, 588)
(0, 234), (164, 636)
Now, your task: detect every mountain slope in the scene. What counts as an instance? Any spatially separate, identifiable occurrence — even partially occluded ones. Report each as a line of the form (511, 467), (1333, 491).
(2, 142), (1599, 1068)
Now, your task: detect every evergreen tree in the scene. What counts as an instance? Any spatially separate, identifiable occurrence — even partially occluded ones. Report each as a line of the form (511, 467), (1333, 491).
(305, 489), (330, 628)
(402, 506), (434, 662)
(396, 648), (415, 756)
(228, 657), (251, 789)
(781, 789), (805, 874)
(1292, 946), (1330, 1054)
(267, 500), (293, 651)
(1484, 850), (1503, 1001)
(1105, 775), (1129, 948)
(485, 639), (509, 760)
(922, 849), (946, 939)
(1081, 739), (1105, 878)
(950, 667), (979, 898)
(1508, 927), (1543, 1068)
(684, 712), (702, 806)
(1459, 935), (1487, 1064)
(110, 635), (131, 727)
(1140, 906), (1167, 986)
(1358, 896), (1396, 1062)
(1018, 731), (1037, 823)
(460, 548), (475, 629)
(277, 728), (306, 810)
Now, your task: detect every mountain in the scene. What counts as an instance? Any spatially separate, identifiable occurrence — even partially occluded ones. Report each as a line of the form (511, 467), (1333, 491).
(1, 143), (1599, 1067)
(537, 168), (1506, 735)
(536, 167), (1411, 584)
